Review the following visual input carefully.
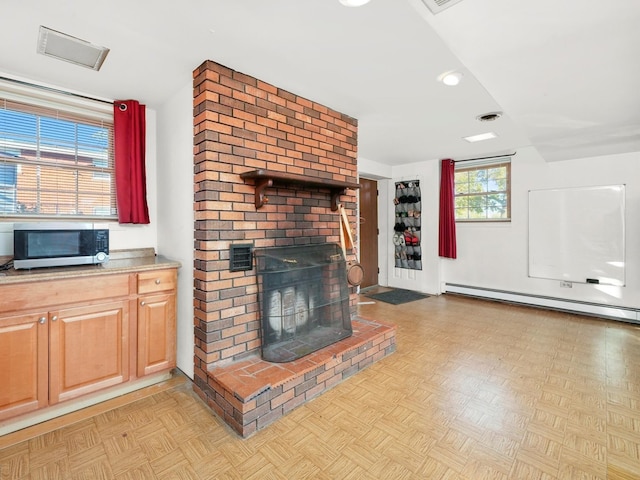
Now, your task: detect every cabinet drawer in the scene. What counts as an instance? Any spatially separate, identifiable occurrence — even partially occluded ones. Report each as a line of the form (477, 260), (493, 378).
(0, 274), (130, 313)
(137, 269), (177, 294)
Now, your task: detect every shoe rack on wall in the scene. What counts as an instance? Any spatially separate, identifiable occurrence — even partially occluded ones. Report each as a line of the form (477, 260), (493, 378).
(393, 181), (422, 270)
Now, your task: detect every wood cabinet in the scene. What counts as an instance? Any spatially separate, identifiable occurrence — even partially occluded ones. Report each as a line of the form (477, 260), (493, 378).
(49, 301), (130, 404)
(0, 312), (48, 420)
(136, 269), (177, 377)
(0, 266), (177, 422)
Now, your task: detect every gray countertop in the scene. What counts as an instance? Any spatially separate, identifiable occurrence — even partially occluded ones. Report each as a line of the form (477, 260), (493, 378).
(0, 248), (181, 285)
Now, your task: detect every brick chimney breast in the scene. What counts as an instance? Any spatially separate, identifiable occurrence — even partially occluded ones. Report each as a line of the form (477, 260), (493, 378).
(191, 60), (399, 438)
(193, 60), (358, 375)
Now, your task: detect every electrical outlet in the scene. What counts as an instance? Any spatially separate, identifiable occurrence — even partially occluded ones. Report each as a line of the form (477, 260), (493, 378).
(560, 281), (573, 288)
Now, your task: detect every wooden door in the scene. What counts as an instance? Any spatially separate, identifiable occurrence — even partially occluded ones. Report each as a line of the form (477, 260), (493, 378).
(137, 293), (176, 377)
(359, 178), (379, 288)
(49, 301), (129, 404)
(0, 312), (48, 420)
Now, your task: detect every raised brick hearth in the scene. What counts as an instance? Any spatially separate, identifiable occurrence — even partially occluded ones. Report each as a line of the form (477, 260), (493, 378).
(192, 60), (396, 436)
(202, 319), (395, 437)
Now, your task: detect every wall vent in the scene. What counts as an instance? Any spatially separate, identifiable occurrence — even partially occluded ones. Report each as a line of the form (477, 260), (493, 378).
(37, 26), (110, 71)
(420, 0), (465, 14)
(229, 244), (253, 272)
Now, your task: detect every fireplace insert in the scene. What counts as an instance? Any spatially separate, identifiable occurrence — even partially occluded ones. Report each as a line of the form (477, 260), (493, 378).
(254, 243), (352, 362)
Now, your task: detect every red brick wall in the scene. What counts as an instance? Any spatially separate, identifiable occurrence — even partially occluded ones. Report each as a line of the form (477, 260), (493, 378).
(192, 60), (359, 384)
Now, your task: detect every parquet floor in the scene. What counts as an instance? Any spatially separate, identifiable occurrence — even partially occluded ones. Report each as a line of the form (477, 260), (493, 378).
(1, 290), (640, 479)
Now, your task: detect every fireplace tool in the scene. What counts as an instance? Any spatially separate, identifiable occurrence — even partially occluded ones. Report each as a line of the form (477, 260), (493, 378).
(339, 204), (364, 286)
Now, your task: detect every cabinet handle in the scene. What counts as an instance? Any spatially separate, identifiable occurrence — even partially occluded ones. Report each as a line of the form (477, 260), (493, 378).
(38, 316), (46, 325)
(155, 279), (161, 285)
(140, 301), (146, 306)
(51, 316), (58, 322)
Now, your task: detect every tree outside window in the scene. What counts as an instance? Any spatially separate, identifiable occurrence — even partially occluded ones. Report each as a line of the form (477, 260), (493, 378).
(454, 162), (510, 221)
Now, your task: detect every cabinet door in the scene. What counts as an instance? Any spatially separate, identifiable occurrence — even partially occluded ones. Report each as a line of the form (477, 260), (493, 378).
(49, 301), (129, 404)
(137, 293), (176, 377)
(0, 312), (48, 420)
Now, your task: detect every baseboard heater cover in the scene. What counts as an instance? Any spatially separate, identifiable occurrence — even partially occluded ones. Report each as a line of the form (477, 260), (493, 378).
(445, 284), (639, 324)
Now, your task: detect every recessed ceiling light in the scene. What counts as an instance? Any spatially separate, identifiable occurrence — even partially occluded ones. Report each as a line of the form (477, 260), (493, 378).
(37, 26), (109, 71)
(464, 132), (498, 143)
(339, 0), (371, 6)
(438, 71), (463, 86)
(421, 0), (466, 15)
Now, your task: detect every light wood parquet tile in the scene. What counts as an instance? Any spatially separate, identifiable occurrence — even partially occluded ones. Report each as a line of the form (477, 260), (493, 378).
(322, 455), (371, 480)
(30, 458), (71, 480)
(510, 456), (559, 480)
(607, 462), (640, 480)
(461, 444), (512, 480)
(379, 435), (427, 473)
(0, 447), (28, 480)
(27, 437), (68, 472)
(557, 447), (607, 480)
(563, 426), (607, 465)
(150, 450), (192, 478)
(2, 292), (640, 479)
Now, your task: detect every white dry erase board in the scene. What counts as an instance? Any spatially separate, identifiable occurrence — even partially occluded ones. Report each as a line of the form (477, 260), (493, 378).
(528, 185), (625, 286)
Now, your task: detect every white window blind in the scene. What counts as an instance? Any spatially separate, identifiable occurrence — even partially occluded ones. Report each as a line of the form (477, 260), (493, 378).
(0, 83), (116, 219)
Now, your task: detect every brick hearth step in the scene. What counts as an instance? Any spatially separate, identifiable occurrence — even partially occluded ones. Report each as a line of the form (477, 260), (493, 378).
(194, 318), (396, 437)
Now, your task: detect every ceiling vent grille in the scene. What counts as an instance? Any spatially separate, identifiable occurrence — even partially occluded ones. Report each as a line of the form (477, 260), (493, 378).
(420, 0), (465, 14)
(477, 112), (503, 122)
(37, 26), (110, 71)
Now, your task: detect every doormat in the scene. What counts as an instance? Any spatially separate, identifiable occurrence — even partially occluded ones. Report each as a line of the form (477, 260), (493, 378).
(366, 289), (429, 305)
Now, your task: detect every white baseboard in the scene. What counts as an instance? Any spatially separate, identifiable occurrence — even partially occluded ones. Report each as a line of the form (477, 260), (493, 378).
(445, 283), (639, 324)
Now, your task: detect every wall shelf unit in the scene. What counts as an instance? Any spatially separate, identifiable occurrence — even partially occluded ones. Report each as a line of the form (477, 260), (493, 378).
(240, 169), (360, 210)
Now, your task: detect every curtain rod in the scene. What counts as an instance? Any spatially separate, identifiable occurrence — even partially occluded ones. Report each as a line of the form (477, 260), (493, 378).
(454, 152), (516, 163)
(0, 75), (113, 106)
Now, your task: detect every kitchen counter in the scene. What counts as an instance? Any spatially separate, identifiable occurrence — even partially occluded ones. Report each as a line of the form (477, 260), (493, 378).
(0, 247), (180, 431)
(0, 248), (181, 285)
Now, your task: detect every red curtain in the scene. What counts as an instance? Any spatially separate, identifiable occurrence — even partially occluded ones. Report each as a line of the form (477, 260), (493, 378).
(438, 158), (457, 258)
(113, 100), (150, 224)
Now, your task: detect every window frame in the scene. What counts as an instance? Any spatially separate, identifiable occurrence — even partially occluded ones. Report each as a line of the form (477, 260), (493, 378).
(454, 160), (511, 222)
(0, 79), (117, 221)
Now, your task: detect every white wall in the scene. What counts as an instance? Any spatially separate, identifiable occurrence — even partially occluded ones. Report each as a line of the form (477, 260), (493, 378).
(358, 157), (392, 180)
(359, 159), (442, 295)
(388, 161), (441, 295)
(363, 147), (640, 311)
(155, 79), (194, 379)
(444, 147), (640, 309)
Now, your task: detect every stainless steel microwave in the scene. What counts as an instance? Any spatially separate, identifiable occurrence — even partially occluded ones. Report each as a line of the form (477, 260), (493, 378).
(13, 222), (109, 269)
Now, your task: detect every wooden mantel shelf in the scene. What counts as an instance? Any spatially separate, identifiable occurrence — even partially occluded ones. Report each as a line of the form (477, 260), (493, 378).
(240, 169), (360, 211)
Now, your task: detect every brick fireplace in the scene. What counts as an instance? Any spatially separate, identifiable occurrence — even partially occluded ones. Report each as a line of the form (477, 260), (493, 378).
(192, 60), (396, 437)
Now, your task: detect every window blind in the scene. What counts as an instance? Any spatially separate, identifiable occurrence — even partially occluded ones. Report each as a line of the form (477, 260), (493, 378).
(0, 94), (116, 219)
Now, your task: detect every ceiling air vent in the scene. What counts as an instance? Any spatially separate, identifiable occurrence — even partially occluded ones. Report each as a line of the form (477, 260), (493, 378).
(37, 26), (110, 71)
(420, 0), (465, 14)
(477, 112), (503, 122)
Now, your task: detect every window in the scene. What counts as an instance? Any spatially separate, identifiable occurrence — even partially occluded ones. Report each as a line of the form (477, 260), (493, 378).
(0, 160), (18, 213)
(454, 160), (510, 221)
(0, 84), (116, 219)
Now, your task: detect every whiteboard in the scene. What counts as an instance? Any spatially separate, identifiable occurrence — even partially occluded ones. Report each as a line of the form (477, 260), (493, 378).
(528, 185), (625, 286)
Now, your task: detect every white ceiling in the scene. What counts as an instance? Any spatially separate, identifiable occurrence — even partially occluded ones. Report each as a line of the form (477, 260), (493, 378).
(2, 0), (639, 166)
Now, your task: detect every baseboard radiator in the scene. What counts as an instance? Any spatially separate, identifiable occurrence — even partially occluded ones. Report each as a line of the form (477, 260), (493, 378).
(445, 283), (640, 324)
